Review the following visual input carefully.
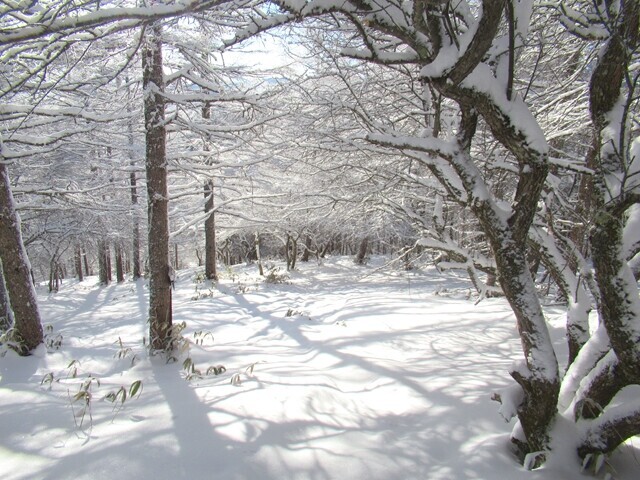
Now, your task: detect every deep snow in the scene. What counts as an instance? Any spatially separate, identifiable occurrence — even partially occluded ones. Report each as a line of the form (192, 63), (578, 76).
(1, 257), (638, 479)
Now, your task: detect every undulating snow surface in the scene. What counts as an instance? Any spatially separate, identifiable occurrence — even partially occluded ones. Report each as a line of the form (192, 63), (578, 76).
(1, 257), (638, 479)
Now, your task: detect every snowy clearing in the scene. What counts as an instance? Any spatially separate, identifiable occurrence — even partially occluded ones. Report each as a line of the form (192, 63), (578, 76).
(1, 257), (638, 480)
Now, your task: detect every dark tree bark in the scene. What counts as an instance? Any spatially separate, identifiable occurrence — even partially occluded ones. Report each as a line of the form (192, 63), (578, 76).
(202, 99), (217, 281)
(143, 21), (172, 351)
(98, 239), (110, 285)
(115, 243), (125, 283)
(203, 179), (217, 280)
(0, 160), (43, 353)
(106, 244), (112, 283)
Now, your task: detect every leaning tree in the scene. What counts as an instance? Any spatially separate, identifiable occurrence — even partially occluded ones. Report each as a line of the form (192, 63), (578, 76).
(226, 0), (640, 467)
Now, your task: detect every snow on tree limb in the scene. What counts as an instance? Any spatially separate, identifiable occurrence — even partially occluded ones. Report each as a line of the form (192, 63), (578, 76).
(577, 385), (640, 457)
(0, 0), (235, 46)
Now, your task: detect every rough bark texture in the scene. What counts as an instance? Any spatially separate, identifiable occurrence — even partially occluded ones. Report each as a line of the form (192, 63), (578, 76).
(575, 0), (640, 457)
(588, 0), (640, 380)
(204, 180), (217, 281)
(446, 104), (559, 455)
(491, 237), (560, 454)
(0, 161), (43, 353)
(591, 213), (640, 383)
(143, 22), (172, 351)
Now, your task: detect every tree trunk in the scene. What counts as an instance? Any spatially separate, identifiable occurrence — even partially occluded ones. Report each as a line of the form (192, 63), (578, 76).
(0, 159), (43, 353)
(203, 179), (217, 280)
(82, 245), (91, 276)
(301, 235), (312, 262)
(355, 237), (369, 265)
(402, 245), (412, 270)
(284, 234), (291, 270)
(434, 96), (560, 460)
(255, 232), (264, 276)
(106, 244), (112, 283)
(98, 239), (109, 285)
(48, 259), (61, 293)
(289, 236), (298, 271)
(143, 22), (172, 352)
(530, 226), (591, 367)
(115, 243), (125, 283)
(124, 250), (130, 274)
(131, 171), (142, 280)
(570, 0), (640, 442)
(320, 241), (330, 258)
(570, 0), (640, 458)
(74, 244), (83, 281)
(202, 97), (217, 280)
(128, 78), (142, 281)
(491, 238), (560, 458)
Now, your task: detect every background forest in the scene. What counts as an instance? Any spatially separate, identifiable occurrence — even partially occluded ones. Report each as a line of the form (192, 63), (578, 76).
(1, 0), (639, 474)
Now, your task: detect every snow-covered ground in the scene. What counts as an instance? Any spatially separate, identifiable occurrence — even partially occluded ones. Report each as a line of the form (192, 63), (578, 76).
(1, 257), (638, 479)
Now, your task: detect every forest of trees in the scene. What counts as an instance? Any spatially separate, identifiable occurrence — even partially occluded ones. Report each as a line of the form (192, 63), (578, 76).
(1, 0), (639, 470)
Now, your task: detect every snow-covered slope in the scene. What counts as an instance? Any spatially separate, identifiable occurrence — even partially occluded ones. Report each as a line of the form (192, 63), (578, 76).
(1, 257), (637, 479)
